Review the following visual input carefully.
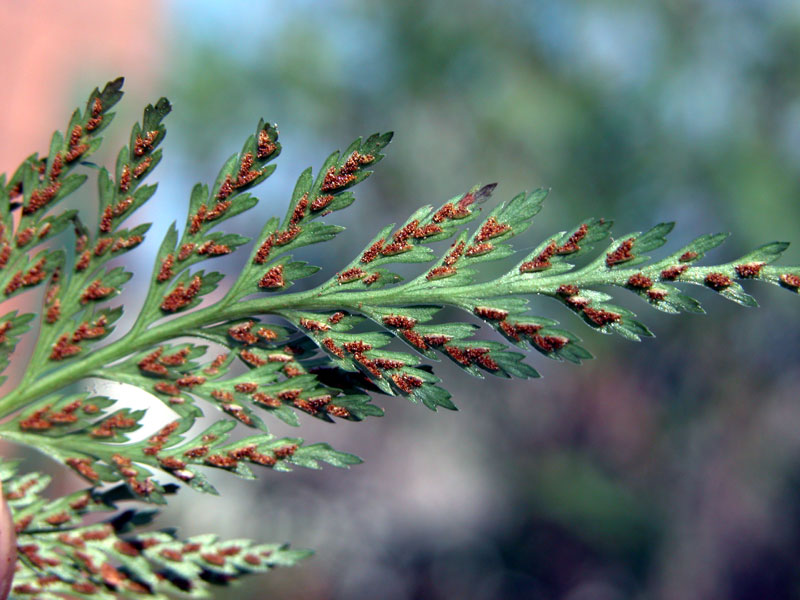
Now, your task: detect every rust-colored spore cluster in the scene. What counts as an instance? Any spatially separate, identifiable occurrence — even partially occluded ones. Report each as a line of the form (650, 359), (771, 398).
(65, 124), (89, 163)
(19, 400), (85, 431)
(735, 262), (764, 278)
(705, 272), (733, 290)
(240, 349), (268, 366)
(400, 328), (427, 350)
(71, 316), (108, 344)
(197, 240), (231, 256)
(228, 321), (259, 345)
(258, 264), (284, 289)
(79, 279), (114, 304)
(679, 251), (698, 262)
(780, 273), (800, 289)
(0, 321), (11, 345)
(90, 411), (137, 438)
(157, 254), (175, 282)
(520, 240), (558, 273)
(204, 353), (228, 376)
(275, 225), (301, 246)
(444, 345), (499, 371)
(132, 156), (152, 178)
(521, 226), (590, 274)
(556, 224), (589, 255)
(176, 374), (205, 388)
(606, 237), (635, 267)
(258, 128), (278, 159)
(24, 178), (63, 216)
(338, 267), (366, 284)
(475, 217), (511, 242)
(15, 227), (35, 247)
(583, 307), (622, 326)
(474, 306), (509, 321)
(465, 242), (493, 257)
(253, 233), (274, 264)
(178, 243), (196, 261)
(143, 421), (180, 456)
(311, 194), (334, 212)
(557, 284), (579, 297)
(413, 223), (444, 239)
(93, 237), (114, 257)
(321, 337), (345, 358)
(432, 187), (487, 223)
(86, 96), (104, 131)
(189, 200), (233, 234)
(138, 347), (170, 375)
(321, 151), (374, 192)
(160, 275), (202, 312)
(66, 458), (99, 482)
(217, 153), (264, 200)
(291, 194), (309, 226)
(360, 238), (385, 263)
(391, 373), (425, 393)
(382, 314), (417, 329)
(426, 241), (466, 280)
(300, 318), (330, 332)
(133, 130), (159, 157)
(660, 265), (688, 280)
(627, 273), (654, 289)
(5, 257), (48, 296)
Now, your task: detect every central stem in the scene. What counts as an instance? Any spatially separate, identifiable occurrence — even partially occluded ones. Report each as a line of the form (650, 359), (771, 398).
(0, 261), (629, 417)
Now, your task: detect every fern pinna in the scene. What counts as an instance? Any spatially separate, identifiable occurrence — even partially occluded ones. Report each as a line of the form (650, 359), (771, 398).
(0, 78), (797, 598)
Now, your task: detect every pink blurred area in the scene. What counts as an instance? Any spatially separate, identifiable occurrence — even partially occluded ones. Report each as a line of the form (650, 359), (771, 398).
(0, 0), (162, 174)
(0, 1), (164, 392)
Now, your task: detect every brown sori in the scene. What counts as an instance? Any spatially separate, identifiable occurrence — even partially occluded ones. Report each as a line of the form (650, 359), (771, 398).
(251, 233), (273, 264)
(660, 265), (688, 280)
(160, 276), (202, 311)
(465, 242), (493, 257)
(474, 306), (509, 320)
(322, 337), (344, 358)
(780, 273), (800, 289)
(342, 340), (373, 353)
(627, 273), (653, 289)
(291, 194), (309, 225)
(134, 130), (158, 157)
(259, 264), (284, 288)
(606, 237), (635, 266)
(533, 334), (569, 352)
(300, 318), (330, 332)
(311, 194), (335, 212)
(556, 224), (588, 255)
(382, 314), (417, 328)
(475, 217), (511, 242)
(258, 128), (277, 158)
(735, 262), (764, 278)
(582, 307), (622, 326)
(391, 373), (424, 393)
(705, 272), (733, 290)
(338, 267), (366, 283)
(157, 253), (175, 282)
(228, 321), (258, 345)
(557, 284), (579, 297)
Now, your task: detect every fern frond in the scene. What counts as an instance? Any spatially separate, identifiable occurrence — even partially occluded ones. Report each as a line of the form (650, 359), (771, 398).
(0, 78), (797, 598)
(1, 461), (309, 598)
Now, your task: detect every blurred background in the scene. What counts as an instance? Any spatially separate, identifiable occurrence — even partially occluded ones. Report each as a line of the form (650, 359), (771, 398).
(2, 1), (800, 598)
